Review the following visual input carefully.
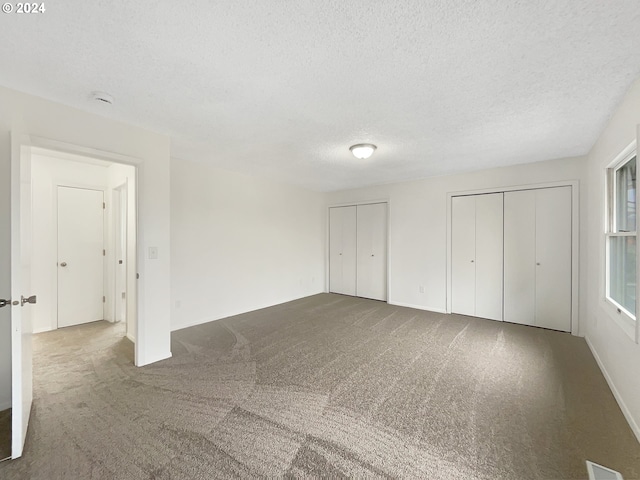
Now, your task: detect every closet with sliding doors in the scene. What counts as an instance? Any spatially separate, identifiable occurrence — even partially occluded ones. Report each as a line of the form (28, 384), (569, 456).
(450, 185), (573, 332)
(329, 202), (388, 301)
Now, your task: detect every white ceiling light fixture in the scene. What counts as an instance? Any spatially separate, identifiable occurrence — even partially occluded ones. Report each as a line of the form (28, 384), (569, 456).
(350, 143), (377, 160)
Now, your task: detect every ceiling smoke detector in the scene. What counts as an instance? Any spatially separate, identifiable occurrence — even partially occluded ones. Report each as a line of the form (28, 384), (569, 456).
(90, 91), (114, 105)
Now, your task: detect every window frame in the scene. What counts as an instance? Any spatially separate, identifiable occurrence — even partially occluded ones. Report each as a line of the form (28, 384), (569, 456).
(605, 145), (637, 325)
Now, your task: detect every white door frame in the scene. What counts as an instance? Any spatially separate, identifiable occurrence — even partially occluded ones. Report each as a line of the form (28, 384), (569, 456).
(14, 134), (142, 363)
(326, 199), (391, 301)
(113, 181), (130, 337)
(54, 184), (107, 329)
(446, 180), (580, 336)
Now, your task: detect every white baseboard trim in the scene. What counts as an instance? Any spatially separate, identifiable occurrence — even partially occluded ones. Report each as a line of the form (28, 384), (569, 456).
(388, 301), (447, 315)
(137, 350), (171, 367)
(33, 326), (54, 334)
(585, 335), (640, 443)
(172, 313), (224, 332)
(171, 291), (325, 332)
(0, 399), (11, 411)
(126, 332), (135, 343)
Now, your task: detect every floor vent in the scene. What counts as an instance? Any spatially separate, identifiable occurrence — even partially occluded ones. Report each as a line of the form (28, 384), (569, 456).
(586, 461), (623, 480)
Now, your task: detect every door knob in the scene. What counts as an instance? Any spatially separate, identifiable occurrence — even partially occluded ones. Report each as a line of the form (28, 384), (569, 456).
(536, 262), (541, 266)
(21, 295), (37, 306)
(60, 262), (67, 267)
(471, 260), (474, 263)
(371, 254), (375, 257)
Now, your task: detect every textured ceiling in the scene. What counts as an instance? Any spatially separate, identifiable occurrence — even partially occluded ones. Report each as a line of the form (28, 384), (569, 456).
(1, 1), (640, 191)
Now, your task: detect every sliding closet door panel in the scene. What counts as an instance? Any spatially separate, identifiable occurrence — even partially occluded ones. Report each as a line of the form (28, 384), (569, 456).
(356, 203), (388, 301)
(329, 206), (357, 296)
(503, 190), (536, 325)
(451, 196), (476, 316)
(535, 187), (572, 331)
(329, 207), (344, 294)
(475, 193), (504, 321)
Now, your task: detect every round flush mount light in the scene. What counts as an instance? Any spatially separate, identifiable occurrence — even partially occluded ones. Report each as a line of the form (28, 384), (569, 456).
(90, 91), (114, 105)
(350, 143), (377, 160)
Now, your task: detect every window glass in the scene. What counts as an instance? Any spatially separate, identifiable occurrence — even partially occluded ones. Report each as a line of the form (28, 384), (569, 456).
(609, 236), (636, 314)
(615, 156), (636, 232)
(607, 151), (637, 322)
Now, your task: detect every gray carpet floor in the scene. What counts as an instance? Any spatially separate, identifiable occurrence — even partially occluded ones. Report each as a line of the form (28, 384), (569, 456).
(0, 293), (639, 479)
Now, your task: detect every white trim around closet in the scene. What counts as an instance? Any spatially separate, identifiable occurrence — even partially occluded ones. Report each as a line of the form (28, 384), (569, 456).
(326, 199), (390, 301)
(446, 180), (580, 336)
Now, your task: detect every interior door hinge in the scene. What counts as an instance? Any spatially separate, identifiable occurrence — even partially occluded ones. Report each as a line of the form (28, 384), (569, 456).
(103, 249), (106, 256)
(103, 296), (106, 303)
(103, 202), (106, 209)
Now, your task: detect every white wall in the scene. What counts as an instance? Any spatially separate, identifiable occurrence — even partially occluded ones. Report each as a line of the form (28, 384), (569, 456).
(106, 162), (137, 341)
(585, 77), (640, 442)
(170, 158), (325, 330)
(0, 86), (171, 367)
(30, 153), (110, 333)
(327, 156), (588, 332)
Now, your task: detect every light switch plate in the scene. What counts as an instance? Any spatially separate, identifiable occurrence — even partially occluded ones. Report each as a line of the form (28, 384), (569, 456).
(148, 247), (158, 260)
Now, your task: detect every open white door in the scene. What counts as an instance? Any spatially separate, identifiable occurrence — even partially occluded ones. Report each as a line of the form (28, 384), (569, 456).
(10, 139), (34, 459)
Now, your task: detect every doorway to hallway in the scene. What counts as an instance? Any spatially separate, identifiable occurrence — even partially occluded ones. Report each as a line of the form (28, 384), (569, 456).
(29, 149), (137, 334)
